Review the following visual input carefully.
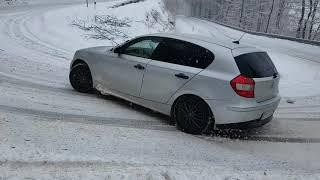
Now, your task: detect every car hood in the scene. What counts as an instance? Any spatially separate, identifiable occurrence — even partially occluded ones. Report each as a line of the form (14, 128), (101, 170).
(72, 46), (114, 66)
(80, 46), (113, 53)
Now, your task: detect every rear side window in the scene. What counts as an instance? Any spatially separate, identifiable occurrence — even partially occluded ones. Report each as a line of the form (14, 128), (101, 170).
(234, 52), (278, 78)
(151, 38), (214, 69)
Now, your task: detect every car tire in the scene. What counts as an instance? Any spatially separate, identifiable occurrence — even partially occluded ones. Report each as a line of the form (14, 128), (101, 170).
(173, 96), (213, 135)
(69, 63), (93, 93)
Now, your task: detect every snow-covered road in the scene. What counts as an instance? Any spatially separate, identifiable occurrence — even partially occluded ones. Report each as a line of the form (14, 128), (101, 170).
(0, 1), (320, 179)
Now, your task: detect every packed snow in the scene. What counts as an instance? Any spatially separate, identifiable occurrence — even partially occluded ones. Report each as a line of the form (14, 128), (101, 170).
(0, 0), (320, 179)
(0, 0), (27, 7)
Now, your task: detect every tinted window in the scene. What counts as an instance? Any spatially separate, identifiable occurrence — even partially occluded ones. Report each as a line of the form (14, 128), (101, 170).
(122, 38), (161, 58)
(151, 38), (214, 69)
(234, 52), (278, 78)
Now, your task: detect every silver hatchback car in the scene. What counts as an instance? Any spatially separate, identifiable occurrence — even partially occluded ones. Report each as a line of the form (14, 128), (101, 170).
(69, 33), (281, 134)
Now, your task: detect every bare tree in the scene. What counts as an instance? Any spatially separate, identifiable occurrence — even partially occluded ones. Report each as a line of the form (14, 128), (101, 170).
(256, 1), (263, 32)
(302, 0), (313, 38)
(297, 0), (306, 38)
(266, 0), (275, 33)
(313, 23), (320, 40)
(309, 0), (319, 39)
(164, 0), (320, 41)
(276, 0), (286, 31)
(239, 0), (245, 27)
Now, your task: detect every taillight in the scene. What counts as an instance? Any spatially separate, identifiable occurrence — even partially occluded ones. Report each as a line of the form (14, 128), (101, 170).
(230, 75), (255, 98)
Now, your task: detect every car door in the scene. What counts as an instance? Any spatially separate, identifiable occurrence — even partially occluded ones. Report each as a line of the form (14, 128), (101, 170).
(98, 37), (161, 97)
(140, 38), (214, 103)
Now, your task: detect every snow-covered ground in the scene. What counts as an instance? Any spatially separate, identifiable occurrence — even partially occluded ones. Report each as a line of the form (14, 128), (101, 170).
(0, 0), (320, 179)
(0, 0), (27, 7)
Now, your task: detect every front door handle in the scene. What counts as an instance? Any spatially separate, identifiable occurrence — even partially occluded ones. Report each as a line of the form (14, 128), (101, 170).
(175, 73), (189, 79)
(134, 64), (145, 70)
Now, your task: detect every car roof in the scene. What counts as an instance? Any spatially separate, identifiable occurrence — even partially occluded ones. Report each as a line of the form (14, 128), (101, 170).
(146, 33), (250, 50)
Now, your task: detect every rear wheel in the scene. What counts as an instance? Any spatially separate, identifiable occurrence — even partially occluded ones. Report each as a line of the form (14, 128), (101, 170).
(173, 96), (213, 135)
(69, 63), (93, 93)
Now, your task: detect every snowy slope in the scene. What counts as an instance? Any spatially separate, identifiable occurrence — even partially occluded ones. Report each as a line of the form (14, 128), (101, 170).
(0, 1), (320, 179)
(33, 0), (172, 54)
(0, 0), (27, 7)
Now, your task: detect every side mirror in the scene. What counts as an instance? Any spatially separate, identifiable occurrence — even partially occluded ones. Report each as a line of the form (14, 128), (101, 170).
(113, 47), (122, 54)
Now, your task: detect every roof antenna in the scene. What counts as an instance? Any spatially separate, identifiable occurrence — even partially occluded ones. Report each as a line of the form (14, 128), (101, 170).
(233, 32), (246, 44)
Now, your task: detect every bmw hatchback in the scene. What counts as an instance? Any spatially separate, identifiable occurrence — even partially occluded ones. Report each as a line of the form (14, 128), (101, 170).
(69, 33), (280, 134)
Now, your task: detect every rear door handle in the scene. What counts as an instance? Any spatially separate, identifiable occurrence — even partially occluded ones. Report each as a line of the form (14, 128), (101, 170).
(175, 73), (189, 79)
(134, 64), (145, 70)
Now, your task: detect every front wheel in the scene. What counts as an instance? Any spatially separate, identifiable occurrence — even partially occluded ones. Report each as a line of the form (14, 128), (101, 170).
(69, 63), (93, 93)
(173, 96), (214, 135)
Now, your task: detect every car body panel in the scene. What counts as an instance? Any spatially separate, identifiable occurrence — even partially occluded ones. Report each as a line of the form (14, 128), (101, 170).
(253, 76), (280, 103)
(96, 53), (151, 97)
(206, 96), (281, 124)
(141, 60), (202, 103)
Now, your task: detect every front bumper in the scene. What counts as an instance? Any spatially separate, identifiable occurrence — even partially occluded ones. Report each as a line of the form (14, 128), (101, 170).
(206, 96), (281, 125)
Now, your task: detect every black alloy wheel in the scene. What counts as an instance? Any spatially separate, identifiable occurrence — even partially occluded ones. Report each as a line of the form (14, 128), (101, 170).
(69, 63), (93, 93)
(174, 96), (213, 135)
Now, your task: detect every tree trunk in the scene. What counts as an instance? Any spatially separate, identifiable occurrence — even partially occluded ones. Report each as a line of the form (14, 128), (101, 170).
(224, 3), (231, 23)
(313, 23), (320, 40)
(276, 0), (286, 31)
(199, 1), (202, 17)
(256, 0), (263, 32)
(302, 0), (313, 39)
(266, 0), (275, 33)
(239, 0), (245, 27)
(297, 0), (306, 38)
(308, 0), (319, 39)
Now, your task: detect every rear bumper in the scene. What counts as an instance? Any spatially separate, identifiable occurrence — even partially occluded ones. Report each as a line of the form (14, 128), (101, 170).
(205, 96), (281, 125)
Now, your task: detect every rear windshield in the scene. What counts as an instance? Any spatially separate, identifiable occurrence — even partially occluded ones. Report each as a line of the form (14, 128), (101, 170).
(234, 52), (278, 78)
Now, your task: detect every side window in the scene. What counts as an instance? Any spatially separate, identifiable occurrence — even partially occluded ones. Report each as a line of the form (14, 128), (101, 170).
(122, 38), (160, 59)
(188, 43), (215, 69)
(151, 38), (214, 69)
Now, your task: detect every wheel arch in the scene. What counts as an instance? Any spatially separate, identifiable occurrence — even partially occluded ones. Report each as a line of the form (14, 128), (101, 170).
(71, 59), (89, 68)
(170, 93), (214, 123)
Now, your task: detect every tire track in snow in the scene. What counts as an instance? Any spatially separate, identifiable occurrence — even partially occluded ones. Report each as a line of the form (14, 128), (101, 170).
(199, 134), (320, 144)
(0, 72), (77, 94)
(0, 160), (148, 169)
(0, 105), (175, 131)
(2, 66), (320, 141)
(2, 102), (319, 143)
(275, 117), (320, 122)
(3, 10), (69, 61)
(278, 105), (320, 109)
